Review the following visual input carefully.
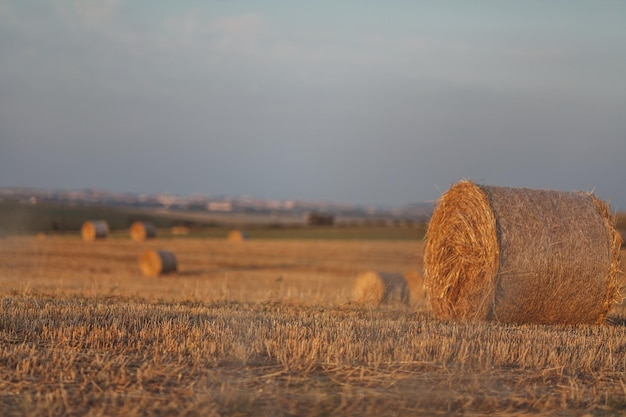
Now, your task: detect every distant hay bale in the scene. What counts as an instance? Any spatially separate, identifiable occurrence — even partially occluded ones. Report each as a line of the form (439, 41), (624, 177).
(424, 180), (622, 324)
(171, 226), (190, 236)
(130, 221), (157, 241)
(352, 271), (410, 306)
(81, 220), (109, 241)
(228, 230), (248, 242)
(404, 269), (427, 307)
(139, 249), (177, 277)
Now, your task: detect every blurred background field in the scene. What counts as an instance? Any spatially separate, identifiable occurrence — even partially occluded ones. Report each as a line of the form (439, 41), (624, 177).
(0, 234), (423, 304)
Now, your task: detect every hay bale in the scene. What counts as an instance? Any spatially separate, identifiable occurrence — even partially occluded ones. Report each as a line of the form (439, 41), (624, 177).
(228, 230), (248, 242)
(352, 271), (410, 306)
(404, 269), (427, 307)
(130, 221), (157, 241)
(424, 180), (622, 324)
(81, 220), (109, 241)
(139, 249), (177, 277)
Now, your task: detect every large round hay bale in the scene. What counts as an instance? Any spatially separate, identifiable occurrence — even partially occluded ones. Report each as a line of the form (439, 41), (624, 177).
(228, 230), (248, 242)
(139, 249), (177, 277)
(81, 220), (109, 241)
(424, 180), (622, 324)
(130, 221), (157, 241)
(352, 271), (410, 306)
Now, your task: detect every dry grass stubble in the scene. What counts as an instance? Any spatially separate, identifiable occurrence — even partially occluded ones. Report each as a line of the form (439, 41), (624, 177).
(0, 236), (625, 415)
(2, 296), (626, 416)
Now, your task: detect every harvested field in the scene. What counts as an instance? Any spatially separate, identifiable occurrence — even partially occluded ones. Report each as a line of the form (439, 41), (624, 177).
(0, 236), (417, 302)
(0, 235), (625, 416)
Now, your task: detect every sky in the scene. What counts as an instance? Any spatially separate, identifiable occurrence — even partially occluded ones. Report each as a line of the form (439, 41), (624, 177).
(0, 1), (625, 209)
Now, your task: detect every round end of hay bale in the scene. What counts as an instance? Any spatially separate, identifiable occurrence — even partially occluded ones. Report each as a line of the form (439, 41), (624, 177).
(228, 230), (248, 242)
(404, 269), (426, 306)
(81, 220), (109, 241)
(130, 221), (157, 241)
(352, 271), (410, 306)
(140, 249), (177, 277)
(424, 181), (499, 320)
(352, 271), (386, 305)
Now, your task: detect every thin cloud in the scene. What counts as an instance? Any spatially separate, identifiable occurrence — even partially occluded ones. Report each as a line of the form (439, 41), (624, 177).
(211, 14), (267, 39)
(54, 0), (122, 25)
(0, 0), (11, 17)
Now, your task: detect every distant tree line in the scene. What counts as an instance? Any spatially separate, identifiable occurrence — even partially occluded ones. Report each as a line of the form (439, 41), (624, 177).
(307, 212), (335, 227)
(0, 200), (211, 234)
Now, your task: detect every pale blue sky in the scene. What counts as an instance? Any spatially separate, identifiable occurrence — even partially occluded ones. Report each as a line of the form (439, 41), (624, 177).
(1, 1), (625, 208)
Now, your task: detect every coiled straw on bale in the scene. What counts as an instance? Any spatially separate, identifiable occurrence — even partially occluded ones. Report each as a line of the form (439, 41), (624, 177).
(424, 180), (622, 324)
(140, 249), (177, 277)
(352, 271), (410, 306)
(81, 220), (109, 241)
(130, 221), (157, 241)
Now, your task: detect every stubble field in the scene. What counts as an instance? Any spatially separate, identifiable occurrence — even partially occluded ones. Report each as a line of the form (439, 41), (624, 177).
(1, 233), (625, 416)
